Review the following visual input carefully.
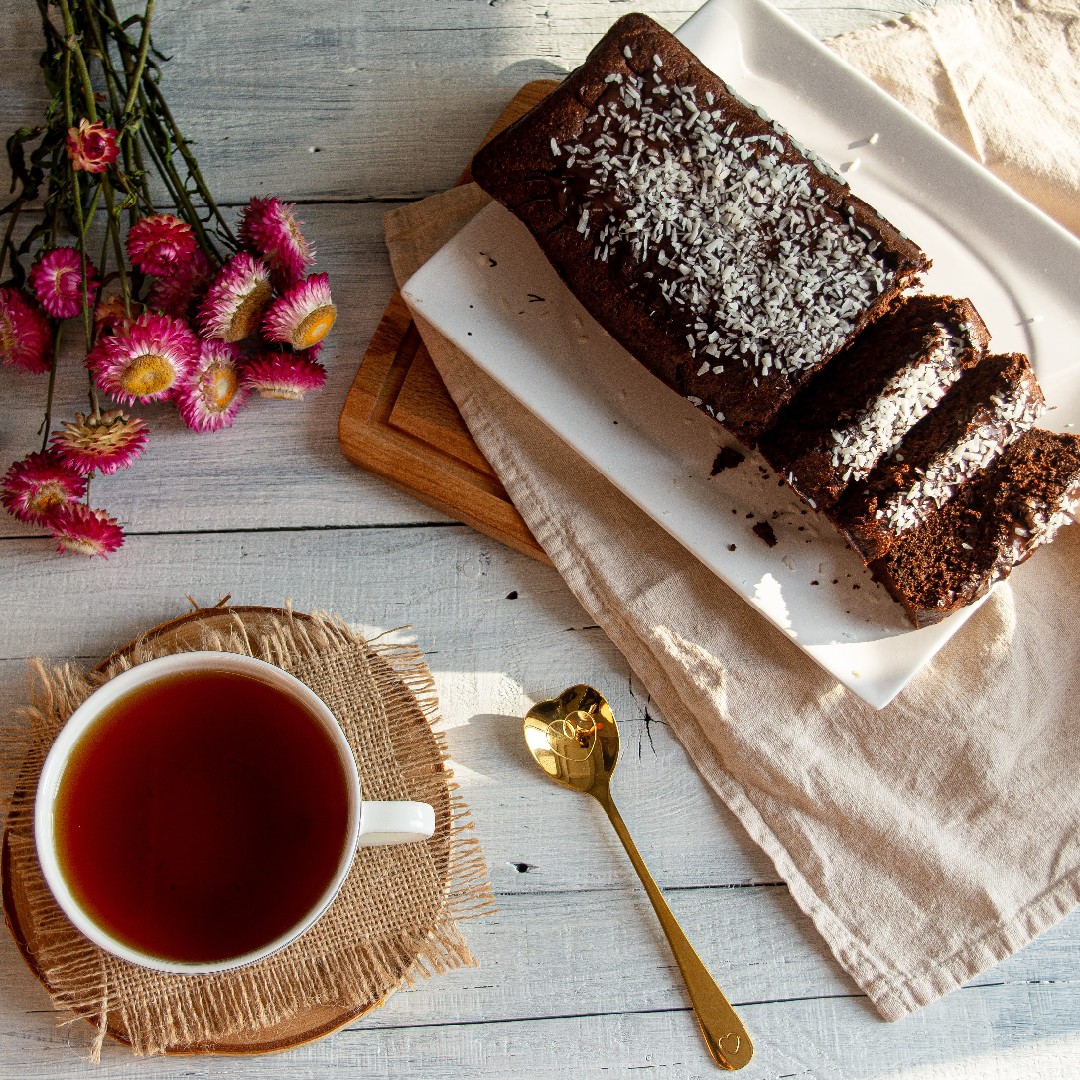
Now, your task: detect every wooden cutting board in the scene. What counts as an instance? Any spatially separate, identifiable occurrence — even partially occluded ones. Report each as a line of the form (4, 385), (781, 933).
(337, 81), (560, 566)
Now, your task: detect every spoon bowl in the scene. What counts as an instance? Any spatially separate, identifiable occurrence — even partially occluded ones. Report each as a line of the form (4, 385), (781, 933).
(524, 685), (754, 1071)
(522, 684), (619, 796)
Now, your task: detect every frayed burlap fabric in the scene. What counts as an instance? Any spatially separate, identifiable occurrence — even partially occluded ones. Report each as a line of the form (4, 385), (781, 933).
(2, 606), (494, 1058)
(381, 0), (1080, 1021)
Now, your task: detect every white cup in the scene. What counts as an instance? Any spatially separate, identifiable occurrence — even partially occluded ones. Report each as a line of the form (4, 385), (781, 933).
(34, 651), (435, 975)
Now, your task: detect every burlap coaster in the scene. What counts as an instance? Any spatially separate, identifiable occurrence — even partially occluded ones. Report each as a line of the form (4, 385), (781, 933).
(0, 604), (495, 1059)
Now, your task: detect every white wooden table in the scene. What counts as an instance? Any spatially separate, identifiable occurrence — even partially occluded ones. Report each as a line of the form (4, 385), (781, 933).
(2, 1), (1078, 1077)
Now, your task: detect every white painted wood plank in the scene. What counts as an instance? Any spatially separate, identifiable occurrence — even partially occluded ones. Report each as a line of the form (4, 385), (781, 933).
(0, 527), (777, 888)
(0, 0), (953, 204)
(0, 201), (449, 537)
(1, 525), (1077, 1080)
(1, 975), (1078, 1079)
(2, 869), (1076, 1067)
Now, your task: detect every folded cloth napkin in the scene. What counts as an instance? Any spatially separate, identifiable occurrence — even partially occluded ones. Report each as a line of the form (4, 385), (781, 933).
(383, 0), (1080, 1020)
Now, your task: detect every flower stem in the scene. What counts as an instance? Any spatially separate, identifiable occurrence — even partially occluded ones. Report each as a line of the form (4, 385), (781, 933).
(0, 206), (22, 280)
(101, 176), (131, 313)
(120, 0), (155, 121)
(58, 0), (99, 123)
(102, 0), (235, 255)
(39, 322), (65, 453)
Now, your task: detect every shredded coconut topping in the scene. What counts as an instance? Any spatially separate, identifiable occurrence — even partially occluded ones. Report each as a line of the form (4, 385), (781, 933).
(877, 382), (1046, 535)
(559, 63), (899, 381)
(828, 324), (966, 485)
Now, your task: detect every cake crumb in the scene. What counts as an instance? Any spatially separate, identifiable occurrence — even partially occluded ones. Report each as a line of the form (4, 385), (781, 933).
(752, 521), (778, 547)
(710, 446), (745, 475)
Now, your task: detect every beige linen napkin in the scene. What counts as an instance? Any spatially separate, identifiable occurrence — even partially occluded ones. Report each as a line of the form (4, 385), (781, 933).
(383, 0), (1080, 1020)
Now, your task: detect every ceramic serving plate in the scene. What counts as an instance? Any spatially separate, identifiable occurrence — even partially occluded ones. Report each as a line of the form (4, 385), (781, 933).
(402, 0), (1080, 708)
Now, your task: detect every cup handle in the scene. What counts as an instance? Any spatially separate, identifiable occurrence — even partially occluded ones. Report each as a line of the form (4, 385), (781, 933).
(357, 801), (436, 846)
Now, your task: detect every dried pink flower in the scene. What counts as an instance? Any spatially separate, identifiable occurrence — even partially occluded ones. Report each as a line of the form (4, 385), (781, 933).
(261, 272), (336, 350)
(126, 213), (198, 277)
(242, 350), (327, 400)
(49, 503), (125, 557)
(177, 340), (248, 432)
(146, 249), (212, 317)
(29, 246), (99, 320)
(0, 287), (52, 373)
(1, 449), (87, 525)
(66, 118), (120, 173)
(88, 312), (198, 404)
(51, 410), (149, 475)
(239, 196), (314, 288)
(198, 252), (273, 342)
(92, 295), (138, 342)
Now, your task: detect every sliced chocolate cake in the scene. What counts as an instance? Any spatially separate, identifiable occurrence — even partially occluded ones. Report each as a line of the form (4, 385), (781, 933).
(758, 295), (989, 511)
(834, 352), (1045, 561)
(471, 13), (930, 446)
(869, 429), (1080, 628)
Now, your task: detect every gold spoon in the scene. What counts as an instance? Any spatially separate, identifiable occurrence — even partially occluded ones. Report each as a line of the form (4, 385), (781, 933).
(524, 684), (754, 1071)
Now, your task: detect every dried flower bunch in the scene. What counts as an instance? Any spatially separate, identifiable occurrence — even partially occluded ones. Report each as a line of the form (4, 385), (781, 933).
(1, 0), (336, 556)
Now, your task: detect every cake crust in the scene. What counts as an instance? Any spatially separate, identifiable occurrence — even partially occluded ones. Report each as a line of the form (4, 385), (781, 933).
(472, 13), (930, 446)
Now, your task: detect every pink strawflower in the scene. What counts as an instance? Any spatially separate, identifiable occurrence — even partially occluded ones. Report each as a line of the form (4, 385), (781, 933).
(88, 312), (198, 404)
(177, 340), (248, 432)
(261, 273), (336, 350)
(242, 350), (326, 400)
(146, 249), (212, 317)
(126, 213), (198, 277)
(1, 450), (86, 525)
(198, 252), (272, 342)
(92, 295), (138, 342)
(66, 118), (120, 173)
(29, 247), (99, 320)
(0, 287), (53, 373)
(51, 410), (149, 475)
(49, 503), (124, 557)
(239, 197), (314, 288)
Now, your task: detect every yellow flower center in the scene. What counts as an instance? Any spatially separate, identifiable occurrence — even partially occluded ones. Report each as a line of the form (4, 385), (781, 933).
(292, 303), (337, 349)
(206, 363), (239, 411)
(0, 313), (15, 358)
(260, 385), (305, 401)
(225, 280), (272, 342)
(122, 352), (176, 397)
(62, 536), (102, 557)
(29, 483), (70, 515)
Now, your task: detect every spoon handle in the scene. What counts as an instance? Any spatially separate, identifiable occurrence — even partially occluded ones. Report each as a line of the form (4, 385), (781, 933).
(602, 795), (753, 1071)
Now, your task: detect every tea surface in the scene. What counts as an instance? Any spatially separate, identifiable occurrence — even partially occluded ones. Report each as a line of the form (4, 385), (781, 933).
(53, 669), (352, 964)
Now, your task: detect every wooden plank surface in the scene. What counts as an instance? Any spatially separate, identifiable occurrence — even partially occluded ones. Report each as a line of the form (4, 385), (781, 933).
(337, 81), (556, 565)
(1, 2), (921, 204)
(3, 0), (1079, 1077)
(2, 527), (1078, 1078)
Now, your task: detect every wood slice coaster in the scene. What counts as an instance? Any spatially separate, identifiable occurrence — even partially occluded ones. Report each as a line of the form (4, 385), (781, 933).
(338, 81), (559, 567)
(2, 605), (468, 1056)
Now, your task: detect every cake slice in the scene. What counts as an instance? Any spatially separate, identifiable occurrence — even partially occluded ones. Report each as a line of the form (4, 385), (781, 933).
(869, 429), (1080, 628)
(834, 351), (1045, 561)
(471, 13), (930, 446)
(758, 295), (989, 512)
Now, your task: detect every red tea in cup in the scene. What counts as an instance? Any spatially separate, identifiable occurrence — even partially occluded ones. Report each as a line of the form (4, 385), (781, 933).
(37, 651), (435, 974)
(48, 665), (353, 968)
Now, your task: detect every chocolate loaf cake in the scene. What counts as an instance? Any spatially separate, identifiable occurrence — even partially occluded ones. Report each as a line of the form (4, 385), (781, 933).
(758, 295), (989, 512)
(835, 351), (1045, 561)
(471, 13), (930, 446)
(869, 430), (1080, 627)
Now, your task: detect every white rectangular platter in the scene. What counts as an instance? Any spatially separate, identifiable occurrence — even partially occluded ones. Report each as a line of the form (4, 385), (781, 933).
(402, 0), (1080, 708)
